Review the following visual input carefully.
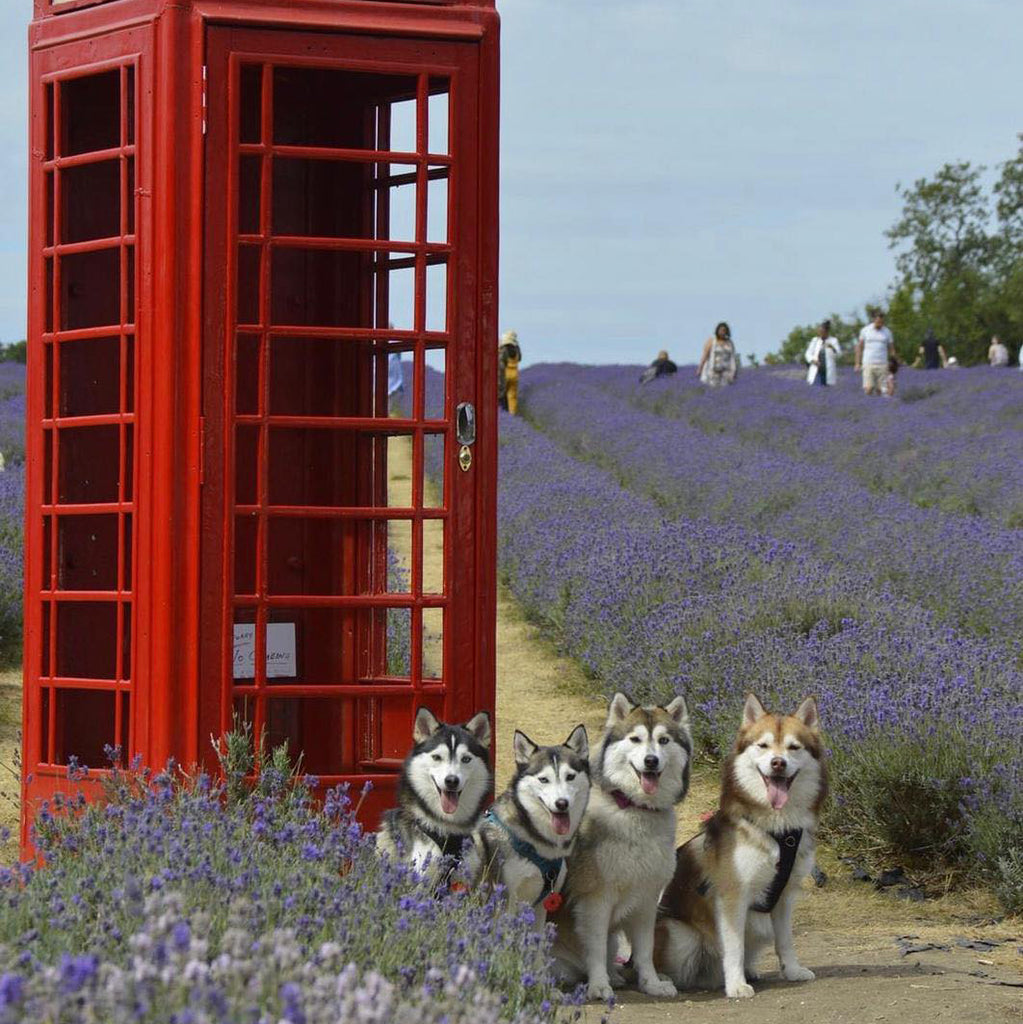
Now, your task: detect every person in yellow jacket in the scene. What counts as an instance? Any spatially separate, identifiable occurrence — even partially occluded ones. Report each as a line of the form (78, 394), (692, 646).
(498, 330), (522, 414)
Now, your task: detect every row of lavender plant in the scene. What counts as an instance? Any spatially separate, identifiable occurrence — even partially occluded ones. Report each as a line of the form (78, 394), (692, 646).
(517, 365), (1023, 643)
(0, 747), (567, 1023)
(0, 365), (23, 666)
(495, 410), (1022, 906)
(578, 362), (1023, 527)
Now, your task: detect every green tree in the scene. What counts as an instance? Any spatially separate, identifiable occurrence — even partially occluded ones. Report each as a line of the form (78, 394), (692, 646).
(0, 340), (26, 363)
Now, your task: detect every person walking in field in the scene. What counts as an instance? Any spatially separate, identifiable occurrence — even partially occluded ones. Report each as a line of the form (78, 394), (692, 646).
(697, 322), (737, 387)
(498, 330), (522, 414)
(805, 320), (841, 386)
(854, 309), (895, 396)
(912, 328), (948, 369)
(639, 350), (678, 384)
(988, 335), (1010, 367)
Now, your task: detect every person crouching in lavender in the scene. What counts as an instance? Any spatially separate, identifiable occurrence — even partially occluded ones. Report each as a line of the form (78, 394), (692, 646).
(640, 350), (678, 385)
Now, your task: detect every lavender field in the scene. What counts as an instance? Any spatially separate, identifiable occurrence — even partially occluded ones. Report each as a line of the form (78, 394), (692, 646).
(501, 363), (1022, 907)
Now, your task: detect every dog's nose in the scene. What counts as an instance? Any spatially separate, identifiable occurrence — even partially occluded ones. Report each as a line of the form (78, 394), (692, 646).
(443, 775), (460, 791)
(644, 755), (660, 771)
(554, 798), (569, 812)
(770, 756), (786, 774)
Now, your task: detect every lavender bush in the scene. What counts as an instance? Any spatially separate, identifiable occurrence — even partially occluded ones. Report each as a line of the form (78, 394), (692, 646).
(0, 749), (567, 1022)
(575, 362), (1023, 526)
(517, 365), (1023, 642)
(494, 410), (1022, 903)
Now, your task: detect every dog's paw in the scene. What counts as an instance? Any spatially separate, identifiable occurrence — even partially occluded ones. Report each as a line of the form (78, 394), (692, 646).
(726, 980), (755, 999)
(638, 976), (678, 998)
(782, 964), (815, 983)
(586, 980), (615, 1002)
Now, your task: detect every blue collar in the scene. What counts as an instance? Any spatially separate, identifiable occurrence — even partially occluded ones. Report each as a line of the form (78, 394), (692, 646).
(484, 808), (564, 902)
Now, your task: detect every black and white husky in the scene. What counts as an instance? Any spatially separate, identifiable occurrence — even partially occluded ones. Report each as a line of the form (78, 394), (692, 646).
(377, 707), (492, 884)
(476, 725), (591, 927)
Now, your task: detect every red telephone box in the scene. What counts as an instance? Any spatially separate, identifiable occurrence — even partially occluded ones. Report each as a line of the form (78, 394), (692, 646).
(22, 0), (499, 848)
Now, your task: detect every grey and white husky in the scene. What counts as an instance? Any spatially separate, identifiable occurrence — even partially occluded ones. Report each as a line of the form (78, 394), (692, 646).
(551, 692), (692, 1001)
(476, 725), (591, 927)
(377, 707), (492, 884)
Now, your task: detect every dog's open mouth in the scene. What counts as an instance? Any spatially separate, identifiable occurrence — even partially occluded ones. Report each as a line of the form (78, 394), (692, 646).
(760, 771), (797, 810)
(437, 785), (461, 815)
(550, 810), (571, 836)
(634, 767), (661, 795)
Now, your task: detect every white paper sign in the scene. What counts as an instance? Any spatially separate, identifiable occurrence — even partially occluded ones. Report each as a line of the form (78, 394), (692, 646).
(233, 623), (297, 679)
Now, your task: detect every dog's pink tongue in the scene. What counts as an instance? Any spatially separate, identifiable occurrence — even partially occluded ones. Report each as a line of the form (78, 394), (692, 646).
(766, 778), (790, 810)
(440, 790), (460, 815)
(640, 772), (659, 795)
(551, 811), (571, 836)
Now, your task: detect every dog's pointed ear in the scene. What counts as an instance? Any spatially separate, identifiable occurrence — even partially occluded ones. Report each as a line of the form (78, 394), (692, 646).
(665, 695), (690, 730)
(564, 724), (589, 759)
(607, 692), (634, 726)
(743, 693), (767, 726)
(513, 730), (538, 767)
(794, 697), (819, 731)
(413, 706), (441, 744)
(464, 711), (491, 747)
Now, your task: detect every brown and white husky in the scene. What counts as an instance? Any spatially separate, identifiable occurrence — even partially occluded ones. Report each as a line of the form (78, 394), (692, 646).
(654, 693), (827, 998)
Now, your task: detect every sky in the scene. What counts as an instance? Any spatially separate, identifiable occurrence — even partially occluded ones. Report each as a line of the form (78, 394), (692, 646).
(1, 1), (1022, 366)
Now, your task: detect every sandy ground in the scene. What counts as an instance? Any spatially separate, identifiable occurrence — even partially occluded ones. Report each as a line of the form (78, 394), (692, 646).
(380, 435), (1022, 1021)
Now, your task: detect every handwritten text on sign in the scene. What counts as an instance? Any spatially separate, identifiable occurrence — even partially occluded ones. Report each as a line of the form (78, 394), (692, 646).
(233, 623), (297, 679)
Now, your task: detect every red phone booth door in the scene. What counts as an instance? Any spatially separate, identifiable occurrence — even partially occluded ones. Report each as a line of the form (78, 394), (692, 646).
(200, 28), (481, 820)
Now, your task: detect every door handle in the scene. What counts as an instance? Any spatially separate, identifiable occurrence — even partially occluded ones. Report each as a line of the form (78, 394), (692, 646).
(456, 402), (475, 471)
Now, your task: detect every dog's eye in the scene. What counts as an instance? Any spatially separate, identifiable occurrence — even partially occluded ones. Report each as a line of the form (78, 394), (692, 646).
(629, 736), (641, 744)
(787, 744), (801, 752)
(757, 742), (769, 749)
(565, 773), (576, 781)
(657, 736), (669, 746)
(538, 776), (550, 785)
(431, 754), (442, 762)
(460, 755), (472, 764)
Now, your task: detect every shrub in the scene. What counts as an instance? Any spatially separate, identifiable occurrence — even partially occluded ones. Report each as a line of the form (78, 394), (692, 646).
(0, 741), (567, 1023)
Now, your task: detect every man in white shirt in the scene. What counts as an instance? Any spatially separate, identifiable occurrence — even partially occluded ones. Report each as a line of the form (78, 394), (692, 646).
(854, 310), (895, 396)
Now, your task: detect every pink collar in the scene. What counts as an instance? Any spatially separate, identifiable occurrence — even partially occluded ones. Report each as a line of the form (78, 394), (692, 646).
(609, 789), (658, 811)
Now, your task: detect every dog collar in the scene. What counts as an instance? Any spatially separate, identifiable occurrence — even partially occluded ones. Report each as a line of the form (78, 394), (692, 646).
(484, 809), (564, 903)
(609, 789), (658, 811)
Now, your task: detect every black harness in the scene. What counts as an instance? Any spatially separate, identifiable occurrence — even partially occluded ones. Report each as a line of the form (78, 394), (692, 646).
(413, 818), (469, 885)
(696, 827), (803, 914)
(752, 828), (803, 913)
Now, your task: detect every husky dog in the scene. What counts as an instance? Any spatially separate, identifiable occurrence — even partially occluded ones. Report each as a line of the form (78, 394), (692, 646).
(551, 692), (691, 1001)
(654, 693), (827, 999)
(377, 707), (492, 884)
(476, 725), (590, 927)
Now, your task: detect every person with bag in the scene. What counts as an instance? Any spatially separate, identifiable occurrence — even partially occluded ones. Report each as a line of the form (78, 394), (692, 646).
(697, 322), (737, 387)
